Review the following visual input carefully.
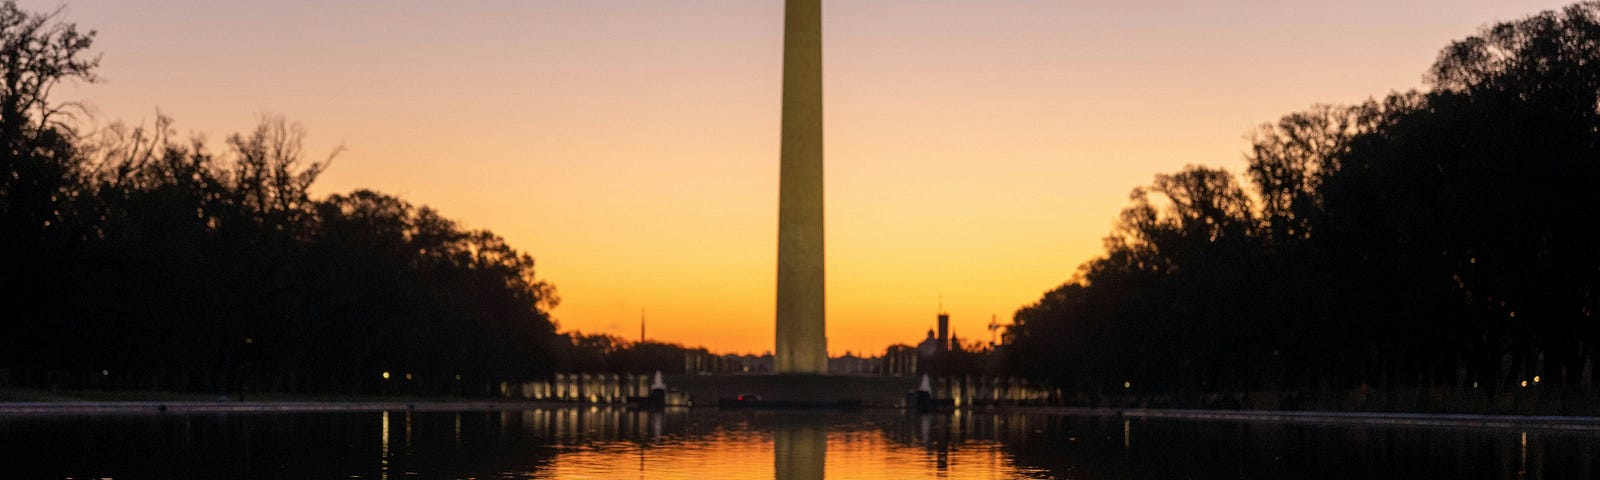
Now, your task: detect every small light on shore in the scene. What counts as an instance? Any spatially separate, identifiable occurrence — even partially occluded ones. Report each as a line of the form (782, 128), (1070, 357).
(405, 373), (414, 380)
(382, 371), (391, 380)
(1521, 380), (1528, 387)
(1533, 376), (1541, 384)
(1124, 381), (1132, 389)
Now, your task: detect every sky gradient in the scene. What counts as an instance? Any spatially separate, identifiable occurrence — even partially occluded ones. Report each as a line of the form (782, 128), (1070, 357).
(32, 0), (1576, 355)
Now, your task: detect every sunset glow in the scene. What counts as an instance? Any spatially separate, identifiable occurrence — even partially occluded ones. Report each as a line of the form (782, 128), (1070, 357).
(36, 0), (1575, 355)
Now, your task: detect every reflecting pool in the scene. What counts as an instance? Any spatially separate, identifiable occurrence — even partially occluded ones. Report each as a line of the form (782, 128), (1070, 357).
(3, 407), (1597, 479)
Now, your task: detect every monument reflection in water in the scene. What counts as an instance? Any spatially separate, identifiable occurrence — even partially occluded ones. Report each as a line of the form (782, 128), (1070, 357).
(774, 420), (826, 480)
(4, 407), (1599, 478)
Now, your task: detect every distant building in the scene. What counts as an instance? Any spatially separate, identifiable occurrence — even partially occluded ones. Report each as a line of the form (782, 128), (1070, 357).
(916, 329), (941, 374)
(937, 313), (950, 352)
(684, 351), (773, 374)
(914, 311), (956, 373)
(683, 310), (962, 377)
(917, 329), (939, 360)
(828, 352), (873, 375)
(882, 344), (918, 376)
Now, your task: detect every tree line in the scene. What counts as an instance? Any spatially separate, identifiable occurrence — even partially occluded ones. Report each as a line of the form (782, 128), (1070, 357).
(0, 2), (591, 396)
(1007, 2), (1600, 400)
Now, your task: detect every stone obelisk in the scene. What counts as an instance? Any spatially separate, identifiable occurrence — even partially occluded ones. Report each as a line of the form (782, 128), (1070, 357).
(775, 0), (827, 374)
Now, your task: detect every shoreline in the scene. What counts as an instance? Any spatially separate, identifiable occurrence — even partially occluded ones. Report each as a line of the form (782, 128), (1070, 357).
(0, 400), (569, 415)
(4, 400), (1600, 430)
(1017, 406), (1600, 431)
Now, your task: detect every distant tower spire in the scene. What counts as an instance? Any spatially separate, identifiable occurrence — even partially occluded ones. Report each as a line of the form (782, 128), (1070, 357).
(640, 309), (646, 343)
(937, 310), (950, 353)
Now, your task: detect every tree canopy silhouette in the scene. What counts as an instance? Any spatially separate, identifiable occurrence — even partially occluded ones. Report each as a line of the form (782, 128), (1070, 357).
(1008, 2), (1600, 407)
(0, 1), (570, 396)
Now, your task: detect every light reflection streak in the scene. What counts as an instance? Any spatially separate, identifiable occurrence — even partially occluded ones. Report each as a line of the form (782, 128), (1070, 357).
(379, 411), (390, 480)
(1123, 418), (1131, 452)
(1519, 431), (1527, 480)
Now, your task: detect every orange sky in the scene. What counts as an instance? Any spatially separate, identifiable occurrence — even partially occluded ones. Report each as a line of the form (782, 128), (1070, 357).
(35, 0), (1575, 355)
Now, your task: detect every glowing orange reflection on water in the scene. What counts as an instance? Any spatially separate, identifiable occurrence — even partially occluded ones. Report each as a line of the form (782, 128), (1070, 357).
(529, 410), (1050, 480)
(540, 428), (1046, 479)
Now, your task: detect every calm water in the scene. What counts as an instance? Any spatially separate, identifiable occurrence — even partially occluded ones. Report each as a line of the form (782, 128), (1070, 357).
(3, 407), (1598, 479)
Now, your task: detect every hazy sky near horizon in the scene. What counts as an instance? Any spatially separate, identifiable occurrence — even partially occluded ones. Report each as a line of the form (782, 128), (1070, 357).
(31, 0), (1575, 355)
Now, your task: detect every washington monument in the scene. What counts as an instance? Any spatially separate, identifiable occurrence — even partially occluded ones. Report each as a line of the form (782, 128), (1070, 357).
(775, 0), (827, 374)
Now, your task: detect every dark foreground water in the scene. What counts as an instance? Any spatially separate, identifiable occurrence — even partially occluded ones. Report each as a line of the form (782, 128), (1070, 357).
(3, 407), (1598, 479)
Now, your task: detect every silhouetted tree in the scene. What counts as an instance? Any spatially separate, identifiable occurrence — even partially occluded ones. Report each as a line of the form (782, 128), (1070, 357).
(0, 1), (566, 396)
(1011, 165), (1264, 393)
(0, 0), (97, 386)
(1010, 2), (1600, 409)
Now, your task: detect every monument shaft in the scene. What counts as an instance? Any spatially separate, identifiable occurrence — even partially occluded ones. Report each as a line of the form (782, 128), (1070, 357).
(776, 0), (827, 374)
